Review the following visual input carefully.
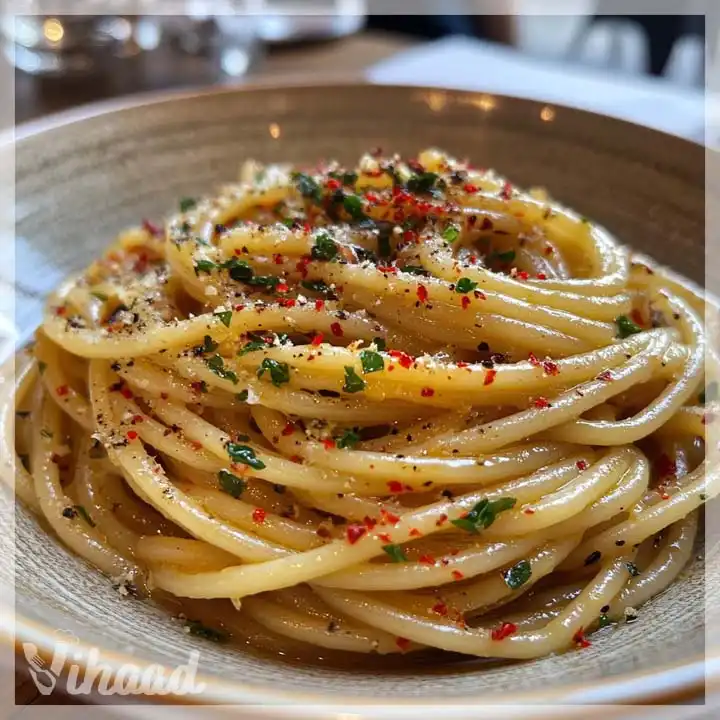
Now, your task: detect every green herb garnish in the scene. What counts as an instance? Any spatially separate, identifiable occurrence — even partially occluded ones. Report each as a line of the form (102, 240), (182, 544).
(257, 358), (290, 387)
(451, 497), (516, 534)
(403, 265), (430, 276)
(373, 337), (387, 351)
(598, 614), (612, 628)
(336, 428), (361, 449)
(218, 470), (246, 498)
(239, 340), (271, 356)
(206, 355), (238, 384)
(197, 335), (219, 354)
(406, 172), (439, 194)
(455, 278), (479, 294)
(301, 280), (333, 295)
(73, 505), (96, 528)
(214, 309), (233, 327)
(489, 250), (516, 263)
(442, 224), (460, 243)
(226, 443), (266, 470)
(222, 257), (254, 283)
(179, 197), (197, 213)
(311, 233), (338, 262)
(342, 366), (366, 394)
(504, 559), (532, 589)
(293, 172), (322, 203)
(343, 194), (366, 220)
(236, 390), (249, 402)
(626, 562), (640, 577)
(616, 315), (642, 339)
(91, 291), (109, 301)
(194, 259), (217, 275)
(382, 544), (408, 563)
(360, 350), (384, 374)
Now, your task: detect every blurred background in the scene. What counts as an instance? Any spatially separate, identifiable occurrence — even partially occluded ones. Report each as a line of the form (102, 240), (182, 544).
(3, 1), (712, 140)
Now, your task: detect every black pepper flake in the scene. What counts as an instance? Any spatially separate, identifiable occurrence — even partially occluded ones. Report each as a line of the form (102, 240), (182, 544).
(477, 342), (489, 352)
(584, 550), (602, 566)
(615, 540), (626, 547)
(327, 621), (339, 633)
(62, 507), (77, 519)
(441, 489), (454, 499)
(600, 605), (610, 614)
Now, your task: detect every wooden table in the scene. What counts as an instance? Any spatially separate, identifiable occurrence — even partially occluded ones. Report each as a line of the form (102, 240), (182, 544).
(11, 29), (411, 708)
(13, 30), (414, 125)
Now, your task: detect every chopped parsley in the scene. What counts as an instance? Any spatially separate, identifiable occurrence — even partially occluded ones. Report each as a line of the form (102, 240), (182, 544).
(311, 233), (338, 262)
(301, 280), (334, 296)
(246, 275), (281, 290)
(343, 194), (365, 220)
(226, 443), (266, 470)
(455, 278), (479, 294)
(91, 291), (109, 301)
(206, 355), (238, 384)
(442, 224), (460, 243)
(73, 505), (96, 528)
(451, 497), (516, 534)
(616, 315), (642, 338)
(236, 390), (249, 402)
(239, 339), (271, 355)
(403, 265), (430, 276)
(214, 309), (233, 327)
(406, 172), (439, 194)
(218, 470), (246, 498)
(196, 335), (218, 354)
(373, 337), (387, 351)
(293, 172), (322, 203)
(382, 544), (408, 563)
(489, 249), (516, 263)
(179, 197), (197, 213)
(360, 350), (384, 374)
(257, 358), (290, 386)
(184, 620), (227, 642)
(342, 366), (366, 393)
(504, 559), (532, 589)
(598, 614), (612, 629)
(194, 259), (217, 275)
(222, 257), (254, 283)
(336, 428), (361, 449)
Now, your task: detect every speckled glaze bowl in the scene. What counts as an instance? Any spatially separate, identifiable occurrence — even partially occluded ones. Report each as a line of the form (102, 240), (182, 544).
(5, 84), (713, 715)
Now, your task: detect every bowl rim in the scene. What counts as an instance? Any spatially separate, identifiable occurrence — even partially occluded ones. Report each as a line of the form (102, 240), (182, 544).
(7, 80), (710, 712)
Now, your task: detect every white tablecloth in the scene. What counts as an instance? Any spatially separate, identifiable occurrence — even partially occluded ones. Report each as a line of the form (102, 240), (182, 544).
(367, 36), (707, 144)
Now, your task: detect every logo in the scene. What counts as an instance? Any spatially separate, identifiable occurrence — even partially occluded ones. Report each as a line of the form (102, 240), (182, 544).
(22, 632), (207, 697)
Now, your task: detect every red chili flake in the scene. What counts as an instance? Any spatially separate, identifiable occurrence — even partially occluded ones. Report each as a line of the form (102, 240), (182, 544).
(451, 570), (464, 581)
(281, 423), (295, 437)
(420, 387), (435, 398)
(435, 513), (448, 526)
(491, 622), (518, 641)
(330, 322), (343, 337)
(409, 528), (422, 538)
(402, 230), (417, 243)
(310, 333), (324, 347)
(534, 396), (550, 409)
(576, 460), (588, 471)
(523, 508), (536, 515)
(432, 602), (448, 616)
(484, 369), (497, 386)
(160, 392), (169, 400)
(469, 255), (478, 264)
(378, 532), (392, 543)
(326, 178), (341, 191)
(278, 298), (296, 308)
(189, 440), (203, 451)
(55, 306), (67, 316)
(190, 381), (205, 394)
(276, 283), (290, 294)
(596, 370), (614, 382)
(461, 295), (471, 310)
(456, 361), (469, 368)
(289, 455), (303, 463)
(365, 192), (379, 203)
(544, 246), (554, 256)
(56, 385), (69, 397)
(120, 387), (133, 400)
(377, 265), (398, 275)
(322, 438), (336, 450)
(346, 524), (367, 544)
(419, 554), (436, 565)
(252, 508), (267, 524)
(389, 350), (414, 369)
(131, 414), (144, 424)
(362, 516), (378, 530)
(542, 359), (560, 376)
(380, 509), (401, 525)
(142, 218), (162, 236)
(657, 454), (677, 478)
(500, 181), (513, 200)
(387, 480), (404, 494)
(516, 270), (529, 281)
(133, 252), (149, 274)
(631, 308), (645, 327)
(536, 272), (547, 280)
(573, 629), (591, 649)
(234, 304), (245, 311)
(296, 257), (311, 278)
(302, 222), (312, 234)
(126, 430), (138, 441)
(660, 489), (670, 500)
(396, 637), (411, 652)
(463, 183), (478, 193)
(314, 299), (325, 311)
(233, 248), (242, 256)
(528, 352), (541, 367)
(273, 253), (284, 265)
(415, 201), (432, 214)
(416, 285), (429, 303)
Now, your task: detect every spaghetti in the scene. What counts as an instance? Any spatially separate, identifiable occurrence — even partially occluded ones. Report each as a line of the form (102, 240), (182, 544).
(5, 148), (717, 661)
